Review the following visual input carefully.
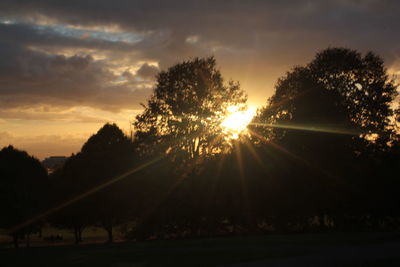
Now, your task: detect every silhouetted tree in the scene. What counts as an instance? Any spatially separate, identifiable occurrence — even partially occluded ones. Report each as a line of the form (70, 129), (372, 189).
(128, 57), (249, 238)
(49, 153), (93, 244)
(134, 57), (246, 166)
(0, 146), (49, 248)
(80, 123), (134, 243)
(254, 48), (397, 146)
(253, 48), (397, 177)
(308, 48), (397, 148)
(50, 123), (135, 243)
(251, 48), (398, 230)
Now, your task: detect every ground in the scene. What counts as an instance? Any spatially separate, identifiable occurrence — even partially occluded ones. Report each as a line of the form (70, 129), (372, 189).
(1, 232), (400, 266)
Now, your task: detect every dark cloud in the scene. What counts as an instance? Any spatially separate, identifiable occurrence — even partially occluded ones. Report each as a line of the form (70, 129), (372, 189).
(1, 1), (399, 44)
(0, 0), (399, 113)
(0, 22), (136, 50)
(0, 40), (153, 111)
(136, 63), (159, 80)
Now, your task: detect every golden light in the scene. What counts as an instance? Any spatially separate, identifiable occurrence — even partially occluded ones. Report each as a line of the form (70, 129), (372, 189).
(221, 105), (256, 139)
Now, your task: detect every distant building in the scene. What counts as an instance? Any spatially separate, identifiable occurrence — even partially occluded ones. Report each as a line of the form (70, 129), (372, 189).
(42, 156), (68, 173)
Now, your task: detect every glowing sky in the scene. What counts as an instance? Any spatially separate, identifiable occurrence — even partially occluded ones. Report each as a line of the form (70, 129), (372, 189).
(0, 0), (399, 159)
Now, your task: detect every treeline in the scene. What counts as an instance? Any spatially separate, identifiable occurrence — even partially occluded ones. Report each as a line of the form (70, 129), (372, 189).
(1, 48), (399, 248)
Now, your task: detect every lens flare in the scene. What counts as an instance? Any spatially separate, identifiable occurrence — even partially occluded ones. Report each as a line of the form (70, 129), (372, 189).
(221, 105), (256, 139)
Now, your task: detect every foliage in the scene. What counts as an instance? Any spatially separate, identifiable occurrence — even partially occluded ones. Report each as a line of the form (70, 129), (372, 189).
(0, 145), (49, 248)
(133, 57), (246, 163)
(253, 48), (398, 149)
(250, 47), (399, 231)
(50, 123), (135, 243)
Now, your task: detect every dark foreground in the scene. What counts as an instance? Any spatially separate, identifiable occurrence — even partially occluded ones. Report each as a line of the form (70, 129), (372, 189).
(1, 232), (400, 267)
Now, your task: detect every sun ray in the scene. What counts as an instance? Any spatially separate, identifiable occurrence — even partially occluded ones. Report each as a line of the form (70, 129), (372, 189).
(130, 133), (228, 235)
(250, 122), (361, 136)
(248, 128), (319, 169)
(248, 129), (347, 186)
(242, 138), (265, 168)
(233, 140), (253, 218)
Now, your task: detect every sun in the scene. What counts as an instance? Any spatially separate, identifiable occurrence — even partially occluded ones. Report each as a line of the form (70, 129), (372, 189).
(221, 105), (256, 139)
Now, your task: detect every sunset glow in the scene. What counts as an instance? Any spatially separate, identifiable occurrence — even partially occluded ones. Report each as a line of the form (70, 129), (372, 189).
(221, 106), (256, 139)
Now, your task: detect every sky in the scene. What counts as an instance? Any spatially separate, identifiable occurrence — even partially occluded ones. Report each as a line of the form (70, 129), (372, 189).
(0, 0), (399, 159)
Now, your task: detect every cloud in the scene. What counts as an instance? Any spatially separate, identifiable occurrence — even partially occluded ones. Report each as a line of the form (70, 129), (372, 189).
(0, 40), (154, 111)
(0, 22), (138, 50)
(0, 0), (399, 112)
(136, 63), (159, 80)
(0, 107), (108, 123)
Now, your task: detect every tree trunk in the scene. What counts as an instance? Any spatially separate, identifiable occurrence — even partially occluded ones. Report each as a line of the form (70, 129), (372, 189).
(26, 233), (30, 248)
(74, 227), (79, 244)
(106, 225), (113, 243)
(231, 217), (237, 235)
(78, 227), (83, 243)
(13, 233), (19, 249)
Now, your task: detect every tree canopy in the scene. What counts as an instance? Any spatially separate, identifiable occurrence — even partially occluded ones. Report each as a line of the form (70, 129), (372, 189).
(133, 57), (247, 163)
(250, 48), (399, 224)
(50, 123), (135, 243)
(0, 145), (49, 248)
(253, 48), (398, 150)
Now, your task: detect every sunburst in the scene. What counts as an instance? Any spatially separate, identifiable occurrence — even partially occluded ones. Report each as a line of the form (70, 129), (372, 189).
(221, 105), (256, 140)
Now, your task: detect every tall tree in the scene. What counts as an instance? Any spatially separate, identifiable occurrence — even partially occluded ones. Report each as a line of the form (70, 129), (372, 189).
(251, 48), (398, 227)
(51, 123), (135, 243)
(81, 123), (134, 243)
(49, 153), (94, 244)
(0, 146), (49, 248)
(253, 47), (398, 152)
(133, 57), (247, 165)
(308, 48), (397, 147)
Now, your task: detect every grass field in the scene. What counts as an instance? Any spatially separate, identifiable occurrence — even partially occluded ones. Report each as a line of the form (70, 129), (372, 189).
(1, 232), (400, 266)
(0, 226), (126, 248)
